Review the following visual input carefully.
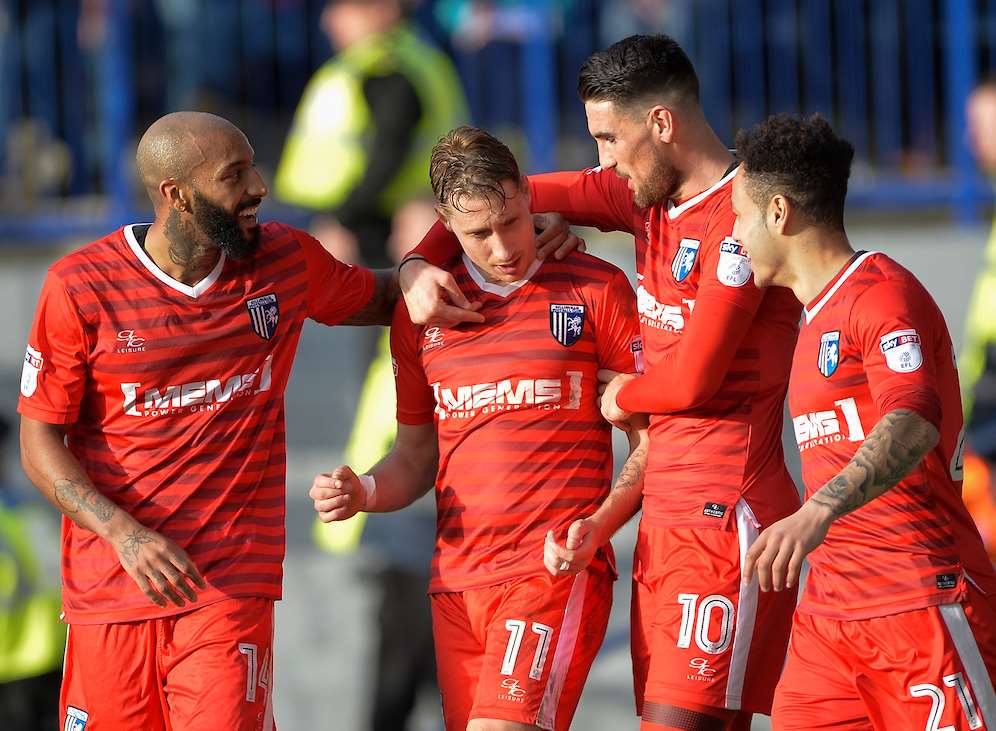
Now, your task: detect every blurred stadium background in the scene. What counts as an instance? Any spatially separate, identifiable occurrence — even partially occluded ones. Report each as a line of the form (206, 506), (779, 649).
(0, 1), (992, 729)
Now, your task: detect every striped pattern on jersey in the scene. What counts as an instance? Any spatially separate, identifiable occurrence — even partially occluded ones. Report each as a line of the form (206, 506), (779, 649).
(634, 174), (802, 528)
(391, 252), (640, 593)
(18, 222), (373, 623)
(527, 168), (802, 529)
(791, 252), (996, 620)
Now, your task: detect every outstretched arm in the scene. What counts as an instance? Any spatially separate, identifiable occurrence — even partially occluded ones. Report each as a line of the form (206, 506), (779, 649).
(743, 408), (940, 591)
(20, 416), (206, 608)
(338, 269), (401, 326)
(311, 421), (438, 520)
(545, 418), (649, 576)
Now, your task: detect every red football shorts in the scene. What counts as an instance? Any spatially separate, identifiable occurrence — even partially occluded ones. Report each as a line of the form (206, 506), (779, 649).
(773, 582), (996, 730)
(431, 568), (613, 731)
(631, 500), (796, 717)
(60, 597), (275, 731)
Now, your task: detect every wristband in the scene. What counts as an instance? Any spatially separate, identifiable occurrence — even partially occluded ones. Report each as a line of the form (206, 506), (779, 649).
(398, 255), (427, 273)
(358, 473), (376, 508)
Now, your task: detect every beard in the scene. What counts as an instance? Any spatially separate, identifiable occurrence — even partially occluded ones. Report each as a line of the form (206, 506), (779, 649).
(632, 145), (682, 208)
(191, 190), (261, 261)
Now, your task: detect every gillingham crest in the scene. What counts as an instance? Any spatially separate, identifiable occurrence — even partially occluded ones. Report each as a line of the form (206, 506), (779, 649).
(246, 293), (279, 340)
(671, 238), (700, 282)
(818, 330), (841, 377)
(550, 304), (585, 346)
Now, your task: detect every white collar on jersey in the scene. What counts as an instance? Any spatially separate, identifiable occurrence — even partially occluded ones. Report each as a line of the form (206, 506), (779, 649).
(666, 164), (740, 221)
(462, 253), (542, 297)
(124, 223), (227, 299)
(804, 250), (880, 324)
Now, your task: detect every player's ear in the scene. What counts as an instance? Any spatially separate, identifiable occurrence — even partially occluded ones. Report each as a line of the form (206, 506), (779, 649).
(433, 204), (452, 231)
(519, 176), (530, 205)
(648, 105), (674, 143)
(769, 194), (790, 234)
(160, 178), (187, 213)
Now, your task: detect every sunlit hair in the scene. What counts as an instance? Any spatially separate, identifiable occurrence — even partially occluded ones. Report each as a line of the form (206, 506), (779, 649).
(736, 113), (855, 230)
(430, 126), (522, 215)
(577, 34), (699, 112)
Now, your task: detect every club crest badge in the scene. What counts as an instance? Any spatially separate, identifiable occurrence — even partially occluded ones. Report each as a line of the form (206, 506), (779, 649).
(818, 331), (841, 377)
(880, 329), (923, 372)
(20, 345), (42, 397)
(671, 238), (700, 282)
(64, 706), (89, 731)
(717, 237), (752, 287)
(550, 304), (585, 346)
(246, 293), (279, 340)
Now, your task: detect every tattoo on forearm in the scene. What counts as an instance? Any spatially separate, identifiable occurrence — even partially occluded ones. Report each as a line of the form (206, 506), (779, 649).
(54, 478), (115, 522)
(613, 444), (648, 492)
(119, 528), (154, 566)
(341, 269), (400, 326)
(809, 409), (939, 519)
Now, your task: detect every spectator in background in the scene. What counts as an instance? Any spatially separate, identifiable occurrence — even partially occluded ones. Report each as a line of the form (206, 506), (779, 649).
(961, 76), (996, 562)
(0, 414), (65, 731)
(275, 0), (467, 268)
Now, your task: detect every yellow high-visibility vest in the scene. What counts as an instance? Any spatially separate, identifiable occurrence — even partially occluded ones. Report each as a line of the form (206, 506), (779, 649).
(961, 216), (996, 419)
(0, 504), (64, 682)
(276, 23), (467, 213)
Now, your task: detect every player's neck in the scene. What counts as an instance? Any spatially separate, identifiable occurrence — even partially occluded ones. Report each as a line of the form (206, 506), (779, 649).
(144, 222), (222, 286)
(671, 128), (735, 203)
(787, 231), (855, 307)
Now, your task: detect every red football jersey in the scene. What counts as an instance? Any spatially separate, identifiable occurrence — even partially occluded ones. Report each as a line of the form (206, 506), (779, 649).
(391, 252), (641, 593)
(525, 168), (803, 529)
(790, 251), (996, 620)
(18, 222), (374, 623)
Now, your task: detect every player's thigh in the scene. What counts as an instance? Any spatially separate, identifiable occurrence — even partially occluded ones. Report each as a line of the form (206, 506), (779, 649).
(432, 590), (485, 731)
(771, 612), (869, 731)
(61, 620), (168, 731)
(857, 592), (996, 731)
(473, 569), (612, 731)
(636, 517), (795, 717)
(162, 597), (275, 731)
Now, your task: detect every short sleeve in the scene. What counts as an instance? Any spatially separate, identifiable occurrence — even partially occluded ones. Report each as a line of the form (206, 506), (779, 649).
(298, 229), (376, 325)
(390, 300), (435, 425)
(694, 204), (765, 315)
(17, 273), (89, 424)
(850, 279), (941, 415)
(528, 168), (644, 235)
(593, 268), (643, 374)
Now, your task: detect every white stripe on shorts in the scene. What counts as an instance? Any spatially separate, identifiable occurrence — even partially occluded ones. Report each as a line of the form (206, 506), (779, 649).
(939, 603), (996, 727)
(536, 570), (589, 730)
(725, 498), (762, 710)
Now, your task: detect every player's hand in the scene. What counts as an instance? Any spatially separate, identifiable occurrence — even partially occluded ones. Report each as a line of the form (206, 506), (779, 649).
(311, 466), (367, 523)
(597, 369), (635, 429)
(109, 517), (206, 609)
(399, 258), (485, 327)
(742, 501), (833, 592)
(534, 212), (586, 261)
(545, 519), (599, 577)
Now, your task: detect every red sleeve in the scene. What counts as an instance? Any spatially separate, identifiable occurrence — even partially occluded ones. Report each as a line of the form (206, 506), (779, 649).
(389, 300), (435, 425)
(408, 219), (460, 266)
(17, 272), (89, 424)
(527, 168), (645, 235)
(616, 205), (763, 413)
(851, 280), (943, 428)
(593, 267), (643, 373)
(298, 229), (376, 325)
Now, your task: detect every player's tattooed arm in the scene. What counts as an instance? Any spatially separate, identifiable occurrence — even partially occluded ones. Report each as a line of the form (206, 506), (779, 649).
(744, 408), (939, 592)
(340, 268), (400, 326)
(54, 477), (117, 523)
(809, 408), (939, 519)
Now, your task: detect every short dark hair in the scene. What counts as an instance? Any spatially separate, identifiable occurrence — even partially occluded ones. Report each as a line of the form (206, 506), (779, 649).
(735, 114), (855, 229)
(430, 126), (522, 214)
(577, 34), (699, 110)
